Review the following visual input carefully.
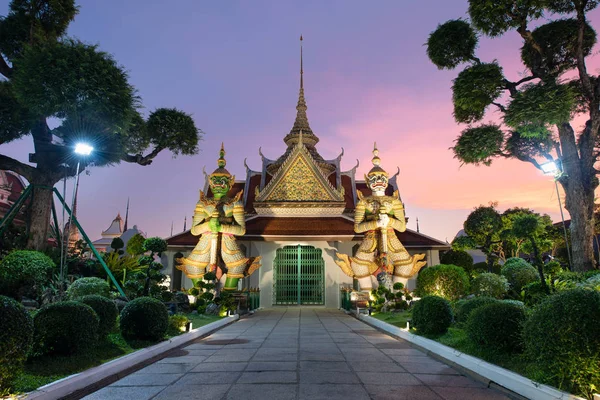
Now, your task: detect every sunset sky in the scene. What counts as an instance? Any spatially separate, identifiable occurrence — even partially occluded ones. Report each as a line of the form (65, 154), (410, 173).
(2, 0), (600, 243)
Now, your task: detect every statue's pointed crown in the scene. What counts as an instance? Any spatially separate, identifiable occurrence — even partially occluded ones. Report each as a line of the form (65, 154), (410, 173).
(210, 142), (232, 177)
(367, 142), (388, 176)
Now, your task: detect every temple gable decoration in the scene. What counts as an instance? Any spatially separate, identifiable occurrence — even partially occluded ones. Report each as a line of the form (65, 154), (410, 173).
(255, 134), (344, 203)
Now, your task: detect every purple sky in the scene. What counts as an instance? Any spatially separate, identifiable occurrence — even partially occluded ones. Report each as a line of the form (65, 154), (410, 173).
(2, 1), (600, 243)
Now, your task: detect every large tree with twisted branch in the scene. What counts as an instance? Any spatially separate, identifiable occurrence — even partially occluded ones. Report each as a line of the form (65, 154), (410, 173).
(0, 0), (201, 249)
(427, 0), (600, 271)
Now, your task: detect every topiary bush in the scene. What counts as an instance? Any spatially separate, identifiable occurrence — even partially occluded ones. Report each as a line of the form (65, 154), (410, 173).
(412, 295), (453, 335)
(522, 281), (549, 306)
(501, 257), (539, 293)
(120, 296), (168, 341)
(416, 264), (470, 301)
(79, 295), (119, 338)
(440, 249), (474, 272)
(523, 289), (600, 398)
(33, 301), (99, 355)
(0, 250), (55, 300)
(0, 295), (33, 391)
(466, 302), (526, 353)
(67, 277), (111, 300)
(454, 296), (499, 323)
(471, 272), (509, 298)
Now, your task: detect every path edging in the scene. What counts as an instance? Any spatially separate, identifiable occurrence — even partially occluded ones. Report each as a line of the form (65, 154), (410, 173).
(358, 314), (583, 400)
(25, 315), (239, 400)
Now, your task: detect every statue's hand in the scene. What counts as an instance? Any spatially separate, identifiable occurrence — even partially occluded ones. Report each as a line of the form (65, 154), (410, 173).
(377, 213), (390, 228)
(381, 201), (393, 215)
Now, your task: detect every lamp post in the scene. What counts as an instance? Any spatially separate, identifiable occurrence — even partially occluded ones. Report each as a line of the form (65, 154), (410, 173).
(541, 161), (572, 269)
(60, 143), (93, 281)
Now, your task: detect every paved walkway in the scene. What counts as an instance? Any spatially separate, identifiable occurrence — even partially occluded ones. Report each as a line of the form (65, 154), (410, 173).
(82, 309), (511, 400)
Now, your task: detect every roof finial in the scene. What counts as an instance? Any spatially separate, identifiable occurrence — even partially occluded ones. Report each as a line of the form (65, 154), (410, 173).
(372, 142), (381, 167)
(416, 217), (420, 233)
(300, 35), (303, 92)
(124, 197), (130, 231)
(286, 35), (316, 144)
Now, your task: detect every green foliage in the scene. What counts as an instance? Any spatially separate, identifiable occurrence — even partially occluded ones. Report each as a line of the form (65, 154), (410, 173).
(12, 39), (137, 136)
(110, 237), (124, 252)
(464, 205), (503, 248)
(521, 280), (548, 306)
(521, 19), (596, 77)
(472, 273), (509, 298)
(455, 296), (499, 323)
(504, 82), (577, 137)
(416, 264), (470, 301)
(0, 250), (55, 300)
(427, 19), (477, 69)
(451, 235), (477, 251)
(501, 258), (539, 293)
(392, 282), (404, 291)
(466, 302), (526, 352)
(103, 252), (141, 285)
(145, 108), (199, 156)
(33, 301), (99, 355)
(543, 260), (563, 278)
(412, 295), (453, 335)
(453, 124), (505, 166)
(0, 81), (34, 144)
(79, 295), (118, 338)
(67, 277), (110, 300)
(0, 295), (33, 390)
(523, 289), (600, 398)
(142, 237), (168, 255)
(452, 63), (505, 123)
(0, 0), (79, 60)
(167, 314), (190, 336)
(440, 249), (474, 271)
(120, 296), (168, 341)
(545, 0), (599, 13)
(123, 269), (169, 300)
(126, 233), (145, 256)
(467, 0), (544, 37)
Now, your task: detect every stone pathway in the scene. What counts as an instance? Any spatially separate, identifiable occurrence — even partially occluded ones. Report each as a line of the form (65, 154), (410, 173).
(82, 308), (512, 400)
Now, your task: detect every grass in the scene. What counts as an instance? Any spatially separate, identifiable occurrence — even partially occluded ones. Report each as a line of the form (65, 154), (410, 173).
(372, 311), (530, 377)
(10, 313), (223, 394)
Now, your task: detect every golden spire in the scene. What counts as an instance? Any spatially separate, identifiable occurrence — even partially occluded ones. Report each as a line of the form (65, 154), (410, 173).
(368, 142), (388, 176)
(286, 35), (316, 145)
(218, 142), (226, 168)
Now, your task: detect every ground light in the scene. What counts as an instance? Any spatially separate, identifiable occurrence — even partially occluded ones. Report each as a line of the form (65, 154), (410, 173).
(540, 160), (572, 269)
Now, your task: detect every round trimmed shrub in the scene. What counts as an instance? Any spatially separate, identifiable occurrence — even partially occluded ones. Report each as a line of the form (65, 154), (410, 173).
(0, 250), (55, 299)
(466, 302), (526, 353)
(67, 277), (110, 299)
(471, 273), (509, 298)
(0, 295), (33, 390)
(33, 301), (99, 355)
(440, 250), (474, 271)
(168, 314), (190, 336)
(523, 289), (600, 397)
(501, 258), (539, 292)
(120, 296), (168, 341)
(416, 264), (470, 301)
(455, 296), (499, 323)
(522, 281), (548, 306)
(412, 295), (453, 335)
(80, 295), (118, 338)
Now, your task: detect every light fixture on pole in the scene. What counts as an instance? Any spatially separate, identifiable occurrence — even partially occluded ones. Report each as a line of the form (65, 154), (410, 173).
(61, 142), (94, 281)
(540, 160), (572, 269)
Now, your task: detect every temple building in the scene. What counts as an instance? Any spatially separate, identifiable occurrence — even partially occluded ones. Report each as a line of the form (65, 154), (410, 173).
(164, 42), (449, 308)
(0, 170), (27, 225)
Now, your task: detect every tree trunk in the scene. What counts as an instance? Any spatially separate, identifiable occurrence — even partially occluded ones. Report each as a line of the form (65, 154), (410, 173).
(558, 123), (597, 272)
(25, 173), (57, 250)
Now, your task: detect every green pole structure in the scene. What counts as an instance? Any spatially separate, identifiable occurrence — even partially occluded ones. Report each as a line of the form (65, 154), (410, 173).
(53, 188), (127, 298)
(0, 185), (32, 236)
(51, 199), (61, 245)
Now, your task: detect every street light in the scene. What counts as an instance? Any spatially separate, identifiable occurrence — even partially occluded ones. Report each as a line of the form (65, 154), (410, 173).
(60, 142), (94, 280)
(540, 160), (572, 269)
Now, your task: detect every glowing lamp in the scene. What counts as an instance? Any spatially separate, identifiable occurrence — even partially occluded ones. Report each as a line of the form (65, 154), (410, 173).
(541, 161), (558, 175)
(74, 143), (93, 156)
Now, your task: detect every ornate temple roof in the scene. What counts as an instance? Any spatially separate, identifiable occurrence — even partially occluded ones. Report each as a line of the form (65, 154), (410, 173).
(266, 37), (336, 176)
(0, 170), (27, 224)
(102, 213), (124, 237)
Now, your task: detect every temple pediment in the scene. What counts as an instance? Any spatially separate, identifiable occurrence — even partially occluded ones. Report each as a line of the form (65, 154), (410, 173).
(255, 140), (344, 206)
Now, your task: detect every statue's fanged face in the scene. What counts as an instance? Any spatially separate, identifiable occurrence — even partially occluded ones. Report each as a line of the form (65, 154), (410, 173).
(209, 175), (231, 196)
(368, 173), (388, 192)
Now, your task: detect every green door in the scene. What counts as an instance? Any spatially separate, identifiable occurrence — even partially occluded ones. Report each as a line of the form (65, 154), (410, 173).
(273, 245), (324, 305)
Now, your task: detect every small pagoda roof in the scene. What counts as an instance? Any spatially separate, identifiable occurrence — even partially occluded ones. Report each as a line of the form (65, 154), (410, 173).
(102, 213), (123, 236)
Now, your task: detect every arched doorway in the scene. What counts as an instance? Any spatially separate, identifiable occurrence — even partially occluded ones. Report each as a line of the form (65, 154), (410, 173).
(273, 245), (324, 305)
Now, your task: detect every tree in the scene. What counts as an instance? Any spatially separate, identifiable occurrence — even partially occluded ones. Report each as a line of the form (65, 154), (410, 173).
(110, 237), (124, 254)
(512, 213), (551, 294)
(463, 204), (503, 272)
(0, 1), (201, 250)
(126, 233), (145, 256)
(427, 1), (600, 271)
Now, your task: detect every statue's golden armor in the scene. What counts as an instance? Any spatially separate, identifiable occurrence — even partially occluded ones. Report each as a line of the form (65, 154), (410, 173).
(335, 145), (426, 291)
